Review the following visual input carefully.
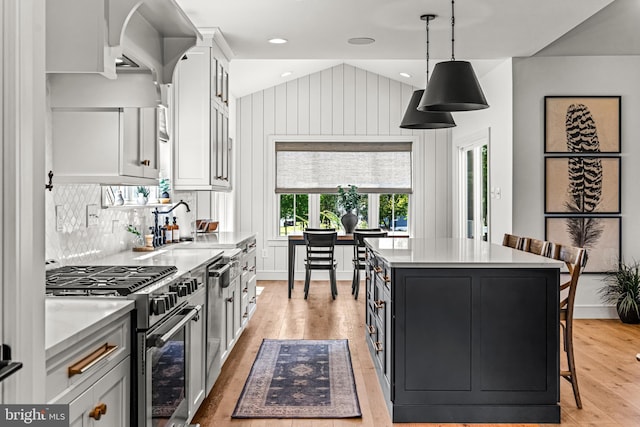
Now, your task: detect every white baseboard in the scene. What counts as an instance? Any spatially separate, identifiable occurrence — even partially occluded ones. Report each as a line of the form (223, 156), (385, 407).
(574, 305), (618, 319)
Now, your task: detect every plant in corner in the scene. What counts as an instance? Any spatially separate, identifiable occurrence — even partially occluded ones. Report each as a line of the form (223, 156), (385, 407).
(337, 185), (360, 234)
(159, 178), (171, 203)
(599, 259), (640, 324)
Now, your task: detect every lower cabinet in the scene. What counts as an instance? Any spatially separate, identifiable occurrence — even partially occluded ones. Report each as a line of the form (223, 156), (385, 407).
(47, 313), (131, 427)
(222, 276), (241, 361)
(68, 358), (130, 427)
(188, 287), (207, 420)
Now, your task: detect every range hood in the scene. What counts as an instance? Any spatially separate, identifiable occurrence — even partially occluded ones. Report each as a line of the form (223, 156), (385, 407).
(46, 0), (201, 88)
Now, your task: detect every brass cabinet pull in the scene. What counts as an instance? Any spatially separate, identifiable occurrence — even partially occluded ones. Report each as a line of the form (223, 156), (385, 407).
(140, 160), (151, 166)
(383, 275), (391, 283)
(374, 341), (383, 353)
(226, 297), (234, 303)
(68, 344), (118, 377)
(367, 325), (376, 335)
(243, 287), (248, 293)
(88, 403), (107, 420)
(374, 300), (385, 309)
(373, 266), (383, 273)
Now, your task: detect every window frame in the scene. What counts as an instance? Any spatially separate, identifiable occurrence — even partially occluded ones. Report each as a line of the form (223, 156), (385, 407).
(269, 135), (418, 242)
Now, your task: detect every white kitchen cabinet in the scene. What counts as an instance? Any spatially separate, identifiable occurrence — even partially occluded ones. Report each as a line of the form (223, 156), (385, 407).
(67, 358), (130, 427)
(173, 40), (232, 191)
(52, 107), (159, 185)
(222, 277), (240, 361)
(47, 312), (131, 426)
(240, 240), (257, 326)
(188, 286), (206, 419)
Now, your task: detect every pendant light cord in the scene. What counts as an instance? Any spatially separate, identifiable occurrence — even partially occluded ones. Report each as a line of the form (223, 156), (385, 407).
(451, 0), (456, 61)
(425, 16), (430, 84)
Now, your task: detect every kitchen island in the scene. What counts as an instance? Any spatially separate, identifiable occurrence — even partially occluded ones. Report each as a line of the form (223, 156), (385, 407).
(364, 237), (563, 424)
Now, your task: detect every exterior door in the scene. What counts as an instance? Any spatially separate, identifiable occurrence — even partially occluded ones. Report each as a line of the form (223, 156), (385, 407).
(457, 130), (490, 242)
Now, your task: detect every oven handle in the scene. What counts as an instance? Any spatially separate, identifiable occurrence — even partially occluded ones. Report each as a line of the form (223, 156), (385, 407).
(208, 263), (231, 277)
(148, 306), (201, 349)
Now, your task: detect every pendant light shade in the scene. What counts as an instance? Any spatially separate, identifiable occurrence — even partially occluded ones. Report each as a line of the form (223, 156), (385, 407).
(400, 89), (456, 129)
(418, 0), (488, 112)
(399, 14), (456, 129)
(418, 61), (488, 111)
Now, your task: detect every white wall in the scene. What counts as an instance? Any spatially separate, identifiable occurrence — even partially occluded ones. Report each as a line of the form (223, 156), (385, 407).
(452, 59), (513, 244)
(235, 63), (453, 280)
(512, 55), (640, 318)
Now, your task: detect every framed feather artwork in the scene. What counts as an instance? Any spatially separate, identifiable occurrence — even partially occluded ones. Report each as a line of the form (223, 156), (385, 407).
(544, 96), (621, 154)
(545, 156), (621, 214)
(545, 216), (621, 274)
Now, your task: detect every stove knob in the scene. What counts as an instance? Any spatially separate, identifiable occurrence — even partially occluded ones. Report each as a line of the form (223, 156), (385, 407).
(169, 284), (178, 292)
(152, 298), (166, 315)
(178, 284), (188, 296)
(167, 292), (178, 306)
(162, 295), (172, 309)
(191, 279), (199, 291)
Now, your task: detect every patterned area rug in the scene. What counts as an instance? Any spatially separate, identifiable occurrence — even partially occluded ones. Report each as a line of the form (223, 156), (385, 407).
(232, 339), (362, 418)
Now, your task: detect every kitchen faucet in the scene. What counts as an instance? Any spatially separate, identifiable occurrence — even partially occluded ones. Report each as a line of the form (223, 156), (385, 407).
(151, 200), (191, 247)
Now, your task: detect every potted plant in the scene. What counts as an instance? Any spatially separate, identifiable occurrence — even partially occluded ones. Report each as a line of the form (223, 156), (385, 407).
(159, 178), (171, 203)
(599, 259), (640, 324)
(136, 186), (150, 205)
(337, 184), (360, 233)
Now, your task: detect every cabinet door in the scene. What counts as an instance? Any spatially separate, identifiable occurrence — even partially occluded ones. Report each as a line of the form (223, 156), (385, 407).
(174, 47), (211, 188)
(68, 358), (130, 427)
(188, 292), (206, 418)
(140, 107), (159, 178)
(120, 107), (159, 179)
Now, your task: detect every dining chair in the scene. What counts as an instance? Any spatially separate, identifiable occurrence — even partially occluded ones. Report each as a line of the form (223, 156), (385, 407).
(352, 230), (387, 300)
(521, 237), (551, 257)
(502, 233), (524, 250)
(303, 230), (338, 299)
(548, 242), (587, 409)
(304, 227), (336, 231)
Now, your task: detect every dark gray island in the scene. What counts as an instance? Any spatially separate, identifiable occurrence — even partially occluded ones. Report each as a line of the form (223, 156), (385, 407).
(364, 238), (563, 424)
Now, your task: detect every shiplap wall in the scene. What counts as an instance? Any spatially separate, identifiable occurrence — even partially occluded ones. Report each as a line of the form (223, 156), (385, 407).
(235, 64), (452, 280)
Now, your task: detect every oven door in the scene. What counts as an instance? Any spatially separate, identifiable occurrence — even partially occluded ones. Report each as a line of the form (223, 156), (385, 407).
(144, 305), (200, 427)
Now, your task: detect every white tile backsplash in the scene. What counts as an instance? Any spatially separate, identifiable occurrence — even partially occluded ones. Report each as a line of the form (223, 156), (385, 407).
(46, 184), (196, 264)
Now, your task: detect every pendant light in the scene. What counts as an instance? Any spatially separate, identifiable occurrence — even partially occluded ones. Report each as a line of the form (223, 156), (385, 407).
(418, 0), (489, 112)
(400, 14), (455, 129)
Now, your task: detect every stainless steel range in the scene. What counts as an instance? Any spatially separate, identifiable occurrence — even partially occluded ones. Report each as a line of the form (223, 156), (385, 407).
(46, 260), (219, 427)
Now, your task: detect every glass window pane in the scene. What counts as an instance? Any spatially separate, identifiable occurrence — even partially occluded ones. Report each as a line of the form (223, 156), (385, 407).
(466, 150), (474, 239)
(319, 194), (369, 230)
(279, 194), (308, 236)
(379, 194), (409, 234)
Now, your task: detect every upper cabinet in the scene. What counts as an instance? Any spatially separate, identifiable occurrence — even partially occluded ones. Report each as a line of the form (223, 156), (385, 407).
(46, 0), (201, 85)
(173, 34), (232, 191)
(52, 107), (159, 184)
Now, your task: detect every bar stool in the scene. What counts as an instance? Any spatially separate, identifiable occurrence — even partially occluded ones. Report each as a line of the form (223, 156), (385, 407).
(352, 229), (387, 299)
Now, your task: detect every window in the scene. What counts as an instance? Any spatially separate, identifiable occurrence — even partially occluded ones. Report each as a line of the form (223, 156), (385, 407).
(279, 194), (309, 236)
(275, 138), (412, 237)
(379, 194), (409, 233)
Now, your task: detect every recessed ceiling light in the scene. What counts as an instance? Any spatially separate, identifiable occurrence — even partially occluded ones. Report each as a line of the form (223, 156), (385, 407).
(281, 71), (293, 78)
(268, 38), (288, 44)
(347, 37), (375, 45)
(399, 72), (411, 78)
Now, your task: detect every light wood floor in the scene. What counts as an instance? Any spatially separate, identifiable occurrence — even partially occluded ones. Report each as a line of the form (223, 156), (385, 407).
(193, 280), (640, 427)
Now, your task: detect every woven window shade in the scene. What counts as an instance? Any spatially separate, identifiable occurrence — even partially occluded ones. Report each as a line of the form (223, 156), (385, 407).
(275, 141), (412, 194)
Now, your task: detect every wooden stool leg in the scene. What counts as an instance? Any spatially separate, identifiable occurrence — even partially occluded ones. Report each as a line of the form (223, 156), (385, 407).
(566, 322), (582, 409)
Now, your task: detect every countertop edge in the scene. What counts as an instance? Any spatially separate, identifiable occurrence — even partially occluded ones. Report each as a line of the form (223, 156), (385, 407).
(45, 300), (134, 360)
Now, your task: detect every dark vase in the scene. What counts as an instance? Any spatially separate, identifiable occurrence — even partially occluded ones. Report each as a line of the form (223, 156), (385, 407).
(341, 211), (358, 234)
(161, 191), (170, 198)
(617, 300), (640, 324)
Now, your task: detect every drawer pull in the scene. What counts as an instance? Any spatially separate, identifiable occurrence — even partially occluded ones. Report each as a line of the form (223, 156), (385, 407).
(68, 344), (118, 378)
(226, 297), (234, 303)
(367, 325), (376, 335)
(89, 403), (107, 420)
(243, 287), (248, 293)
(383, 275), (391, 283)
(374, 300), (385, 309)
(140, 160), (151, 166)
(374, 341), (383, 353)
(373, 266), (383, 274)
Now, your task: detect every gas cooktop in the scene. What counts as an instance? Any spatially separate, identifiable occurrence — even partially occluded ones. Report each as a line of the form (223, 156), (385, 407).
(45, 265), (178, 296)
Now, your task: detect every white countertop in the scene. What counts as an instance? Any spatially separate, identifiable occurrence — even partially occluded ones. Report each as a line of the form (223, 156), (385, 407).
(45, 298), (134, 359)
(182, 231), (257, 249)
(366, 237), (564, 269)
(68, 247), (225, 279)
